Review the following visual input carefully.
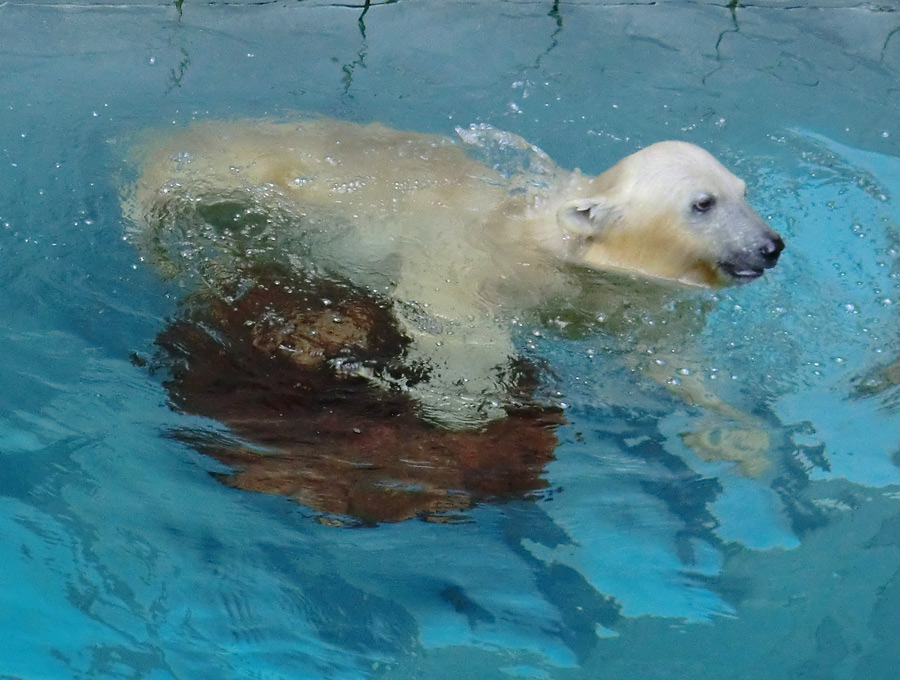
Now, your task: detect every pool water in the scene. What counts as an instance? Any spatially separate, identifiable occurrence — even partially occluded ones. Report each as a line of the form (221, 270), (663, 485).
(2, 1), (900, 678)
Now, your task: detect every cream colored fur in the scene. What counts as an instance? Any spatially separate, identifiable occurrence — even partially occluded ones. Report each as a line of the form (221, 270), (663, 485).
(125, 118), (782, 468)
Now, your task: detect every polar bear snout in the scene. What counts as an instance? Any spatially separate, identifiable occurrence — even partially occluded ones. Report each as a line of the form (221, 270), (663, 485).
(719, 233), (784, 282)
(759, 235), (785, 267)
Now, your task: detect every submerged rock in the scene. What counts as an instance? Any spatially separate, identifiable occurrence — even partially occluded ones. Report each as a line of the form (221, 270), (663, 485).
(154, 265), (562, 525)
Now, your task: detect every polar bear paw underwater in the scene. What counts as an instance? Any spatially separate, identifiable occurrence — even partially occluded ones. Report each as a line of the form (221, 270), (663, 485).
(125, 118), (784, 520)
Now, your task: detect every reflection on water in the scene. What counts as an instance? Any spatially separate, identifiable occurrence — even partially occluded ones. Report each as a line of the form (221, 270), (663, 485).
(1, 1), (900, 678)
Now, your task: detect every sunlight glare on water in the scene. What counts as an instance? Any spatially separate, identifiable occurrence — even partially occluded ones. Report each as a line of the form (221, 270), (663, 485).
(1, 1), (900, 678)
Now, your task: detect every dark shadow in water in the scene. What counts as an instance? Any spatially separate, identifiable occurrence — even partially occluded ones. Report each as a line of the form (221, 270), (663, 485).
(702, 1), (741, 86)
(333, 0), (400, 95)
(166, 48), (191, 92)
(162, 1), (192, 93)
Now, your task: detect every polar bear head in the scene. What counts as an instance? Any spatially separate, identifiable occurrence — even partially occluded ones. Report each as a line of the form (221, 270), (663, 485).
(556, 141), (784, 288)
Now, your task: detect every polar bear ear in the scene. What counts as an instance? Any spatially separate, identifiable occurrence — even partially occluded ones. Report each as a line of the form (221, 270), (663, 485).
(558, 198), (618, 238)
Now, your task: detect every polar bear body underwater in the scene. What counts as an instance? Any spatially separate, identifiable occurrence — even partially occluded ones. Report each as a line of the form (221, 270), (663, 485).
(127, 118), (783, 428)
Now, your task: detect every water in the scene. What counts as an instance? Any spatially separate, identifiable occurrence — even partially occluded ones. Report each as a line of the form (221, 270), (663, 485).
(2, 1), (900, 677)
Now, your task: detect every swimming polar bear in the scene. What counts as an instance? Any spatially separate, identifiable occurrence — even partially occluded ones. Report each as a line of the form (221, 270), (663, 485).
(125, 118), (783, 463)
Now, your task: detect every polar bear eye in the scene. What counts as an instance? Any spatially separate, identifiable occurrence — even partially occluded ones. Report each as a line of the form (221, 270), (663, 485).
(692, 194), (716, 214)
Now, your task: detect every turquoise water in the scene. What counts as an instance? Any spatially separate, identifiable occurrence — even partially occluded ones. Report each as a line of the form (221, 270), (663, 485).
(2, 1), (900, 677)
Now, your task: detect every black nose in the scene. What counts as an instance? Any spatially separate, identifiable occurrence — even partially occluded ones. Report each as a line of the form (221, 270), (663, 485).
(760, 236), (785, 268)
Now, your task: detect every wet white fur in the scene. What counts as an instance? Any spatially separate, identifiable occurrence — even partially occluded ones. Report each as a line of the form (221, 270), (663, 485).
(127, 118), (773, 427)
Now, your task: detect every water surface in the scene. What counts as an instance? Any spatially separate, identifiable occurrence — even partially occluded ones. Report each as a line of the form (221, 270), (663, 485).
(1, 1), (900, 678)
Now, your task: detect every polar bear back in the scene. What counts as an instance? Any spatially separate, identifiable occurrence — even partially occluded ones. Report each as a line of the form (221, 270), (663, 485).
(133, 120), (559, 299)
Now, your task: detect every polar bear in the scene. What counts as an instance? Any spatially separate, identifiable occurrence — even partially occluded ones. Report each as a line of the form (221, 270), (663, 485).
(125, 118), (783, 445)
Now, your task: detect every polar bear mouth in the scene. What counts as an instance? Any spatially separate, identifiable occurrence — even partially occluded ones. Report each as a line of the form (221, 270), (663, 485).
(718, 235), (784, 283)
(718, 261), (765, 283)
